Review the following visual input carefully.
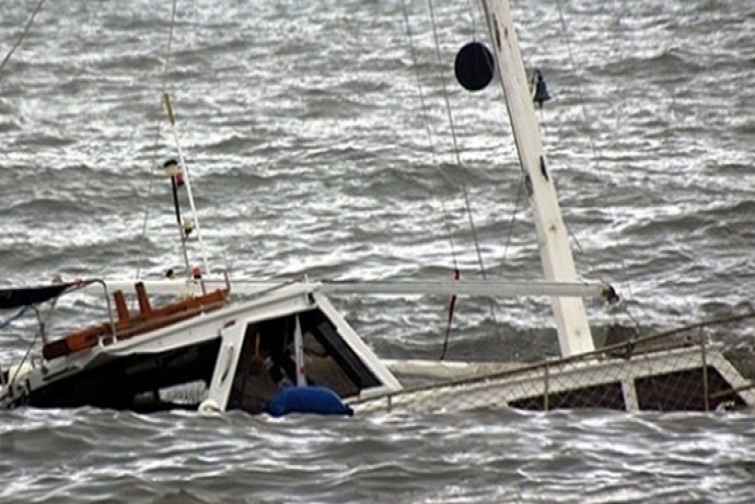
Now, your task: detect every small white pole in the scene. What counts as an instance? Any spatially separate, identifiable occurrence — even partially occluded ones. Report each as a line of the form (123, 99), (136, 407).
(293, 315), (307, 387)
(163, 93), (211, 277)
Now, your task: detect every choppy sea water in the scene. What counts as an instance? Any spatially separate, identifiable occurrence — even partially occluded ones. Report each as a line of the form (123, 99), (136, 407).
(1, 0), (754, 502)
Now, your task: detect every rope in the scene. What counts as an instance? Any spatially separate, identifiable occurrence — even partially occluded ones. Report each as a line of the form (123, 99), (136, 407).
(0, 0), (47, 81)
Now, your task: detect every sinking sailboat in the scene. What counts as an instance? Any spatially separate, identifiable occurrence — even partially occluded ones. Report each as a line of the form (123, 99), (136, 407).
(2, 0), (753, 415)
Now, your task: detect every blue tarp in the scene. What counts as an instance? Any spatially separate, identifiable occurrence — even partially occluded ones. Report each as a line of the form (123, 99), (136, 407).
(266, 386), (354, 417)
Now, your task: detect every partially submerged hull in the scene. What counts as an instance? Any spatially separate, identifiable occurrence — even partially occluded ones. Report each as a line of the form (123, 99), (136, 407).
(0, 282), (400, 414)
(2, 281), (753, 416)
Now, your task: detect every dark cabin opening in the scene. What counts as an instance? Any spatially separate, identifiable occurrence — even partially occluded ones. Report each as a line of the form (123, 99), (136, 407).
(227, 308), (381, 414)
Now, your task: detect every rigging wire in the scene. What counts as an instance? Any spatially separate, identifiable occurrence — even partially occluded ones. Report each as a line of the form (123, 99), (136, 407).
(469, 0), (525, 276)
(157, 0), (211, 278)
(400, 0), (462, 360)
(464, 0), (480, 39)
(0, 306), (29, 331)
(424, 0), (504, 345)
(610, 0), (630, 134)
(477, 0), (541, 276)
(553, 0), (645, 332)
(426, 0), (489, 282)
(135, 0), (180, 280)
(7, 319), (40, 389)
(135, 124), (163, 280)
(605, 0), (643, 331)
(3, 300), (56, 397)
(0, 284), (77, 393)
(0, 0), (47, 81)
(400, 1), (459, 272)
(553, 0), (602, 180)
(165, 0), (179, 64)
(552, 0), (627, 259)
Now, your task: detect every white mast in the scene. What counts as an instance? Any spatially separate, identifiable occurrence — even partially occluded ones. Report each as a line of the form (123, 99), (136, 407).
(481, 0), (594, 356)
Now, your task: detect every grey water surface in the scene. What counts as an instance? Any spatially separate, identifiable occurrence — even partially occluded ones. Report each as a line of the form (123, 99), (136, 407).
(1, 0), (754, 502)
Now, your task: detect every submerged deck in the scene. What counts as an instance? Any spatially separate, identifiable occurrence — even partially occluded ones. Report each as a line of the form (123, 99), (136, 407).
(352, 320), (755, 414)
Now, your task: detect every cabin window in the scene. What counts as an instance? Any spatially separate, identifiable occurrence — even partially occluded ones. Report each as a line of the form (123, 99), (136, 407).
(227, 308), (380, 414)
